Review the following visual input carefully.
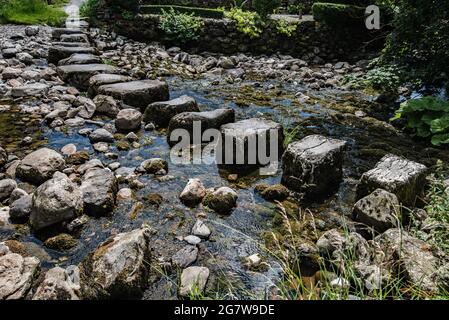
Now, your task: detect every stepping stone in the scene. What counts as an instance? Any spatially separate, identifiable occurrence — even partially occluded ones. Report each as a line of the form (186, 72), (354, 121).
(52, 28), (85, 40)
(52, 41), (91, 47)
(49, 45), (95, 64)
(60, 33), (89, 43)
(218, 118), (284, 169)
(143, 95), (199, 128)
(281, 135), (346, 197)
(57, 64), (120, 90)
(11, 83), (49, 97)
(167, 108), (235, 146)
(356, 154), (427, 206)
(97, 80), (169, 109)
(87, 74), (132, 97)
(58, 53), (102, 66)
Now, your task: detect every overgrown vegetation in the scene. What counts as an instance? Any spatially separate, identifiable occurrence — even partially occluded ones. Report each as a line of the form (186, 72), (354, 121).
(343, 61), (403, 93)
(391, 96), (449, 146)
(312, 2), (366, 27)
(382, 0), (449, 86)
(0, 0), (67, 26)
(79, 0), (99, 19)
(275, 19), (298, 37)
(224, 7), (263, 39)
(159, 8), (204, 43)
(253, 0), (281, 18)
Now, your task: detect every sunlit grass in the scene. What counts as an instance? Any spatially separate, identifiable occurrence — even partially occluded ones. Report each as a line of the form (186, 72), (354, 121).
(0, 0), (68, 26)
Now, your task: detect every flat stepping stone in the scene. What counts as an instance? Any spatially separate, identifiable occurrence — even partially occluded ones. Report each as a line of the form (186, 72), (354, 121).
(87, 74), (133, 97)
(57, 64), (120, 90)
(218, 118), (284, 170)
(356, 154), (427, 206)
(58, 53), (102, 66)
(49, 45), (95, 64)
(282, 134), (346, 197)
(168, 108), (235, 145)
(52, 28), (86, 40)
(60, 33), (89, 43)
(143, 95), (199, 127)
(97, 80), (169, 109)
(11, 83), (49, 97)
(52, 41), (91, 47)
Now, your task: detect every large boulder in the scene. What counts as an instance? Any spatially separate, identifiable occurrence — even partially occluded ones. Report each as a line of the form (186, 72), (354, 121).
(80, 168), (118, 216)
(32, 266), (80, 300)
(79, 227), (152, 299)
(353, 189), (401, 233)
(0, 245), (40, 300)
(375, 229), (442, 293)
(281, 135), (346, 197)
(97, 80), (169, 109)
(144, 95), (199, 127)
(87, 74), (132, 98)
(167, 108), (235, 145)
(56, 64), (119, 90)
(218, 118), (284, 170)
(0, 179), (17, 202)
(357, 154), (428, 206)
(30, 172), (83, 231)
(179, 266), (210, 297)
(48, 46), (95, 64)
(16, 148), (65, 185)
(115, 108), (142, 132)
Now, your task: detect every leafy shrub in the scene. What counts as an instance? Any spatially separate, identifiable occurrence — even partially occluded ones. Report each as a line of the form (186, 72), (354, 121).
(224, 7), (263, 38)
(159, 8), (204, 43)
(391, 96), (449, 146)
(140, 5), (224, 19)
(253, 0), (281, 18)
(382, 0), (449, 86)
(287, 4), (305, 15)
(275, 19), (298, 37)
(312, 2), (366, 27)
(343, 62), (403, 93)
(80, 0), (99, 18)
(0, 0), (67, 26)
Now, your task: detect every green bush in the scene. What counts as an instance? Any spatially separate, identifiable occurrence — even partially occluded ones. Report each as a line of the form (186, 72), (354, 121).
(0, 0), (67, 26)
(391, 96), (449, 146)
(79, 0), (99, 18)
(224, 7), (263, 38)
(382, 0), (449, 86)
(140, 5), (224, 19)
(159, 8), (204, 43)
(312, 2), (366, 27)
(253, 0), (281, 18)
(275, 19), (298, 37)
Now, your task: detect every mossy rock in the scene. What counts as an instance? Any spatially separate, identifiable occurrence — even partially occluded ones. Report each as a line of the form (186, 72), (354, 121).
(44, 233), (78, 251)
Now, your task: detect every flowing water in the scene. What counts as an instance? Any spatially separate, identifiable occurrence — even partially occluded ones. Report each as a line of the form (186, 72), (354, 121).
(1, 76), (448, 299)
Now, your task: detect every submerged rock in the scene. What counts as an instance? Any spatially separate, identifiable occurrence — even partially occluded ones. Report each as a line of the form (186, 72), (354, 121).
(357, 154), (427, 206)
(282, 135), (346, 197)
(16, 148), (66, 185)
(44, 233), (78, 251)
(30, 172), (83, 231)
(79, 227), (152, 299)
(255, 183), (289, 201)
(172, 245), (198, 268)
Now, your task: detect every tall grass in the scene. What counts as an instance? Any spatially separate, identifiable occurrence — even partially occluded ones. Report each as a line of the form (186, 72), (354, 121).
(0, 0), (67, 26)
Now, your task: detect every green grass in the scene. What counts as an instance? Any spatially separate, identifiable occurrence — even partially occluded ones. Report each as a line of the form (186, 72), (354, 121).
(0, 0), (68, 26)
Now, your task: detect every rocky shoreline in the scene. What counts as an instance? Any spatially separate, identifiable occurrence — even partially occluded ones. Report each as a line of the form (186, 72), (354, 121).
(0, 21), (448, 300)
